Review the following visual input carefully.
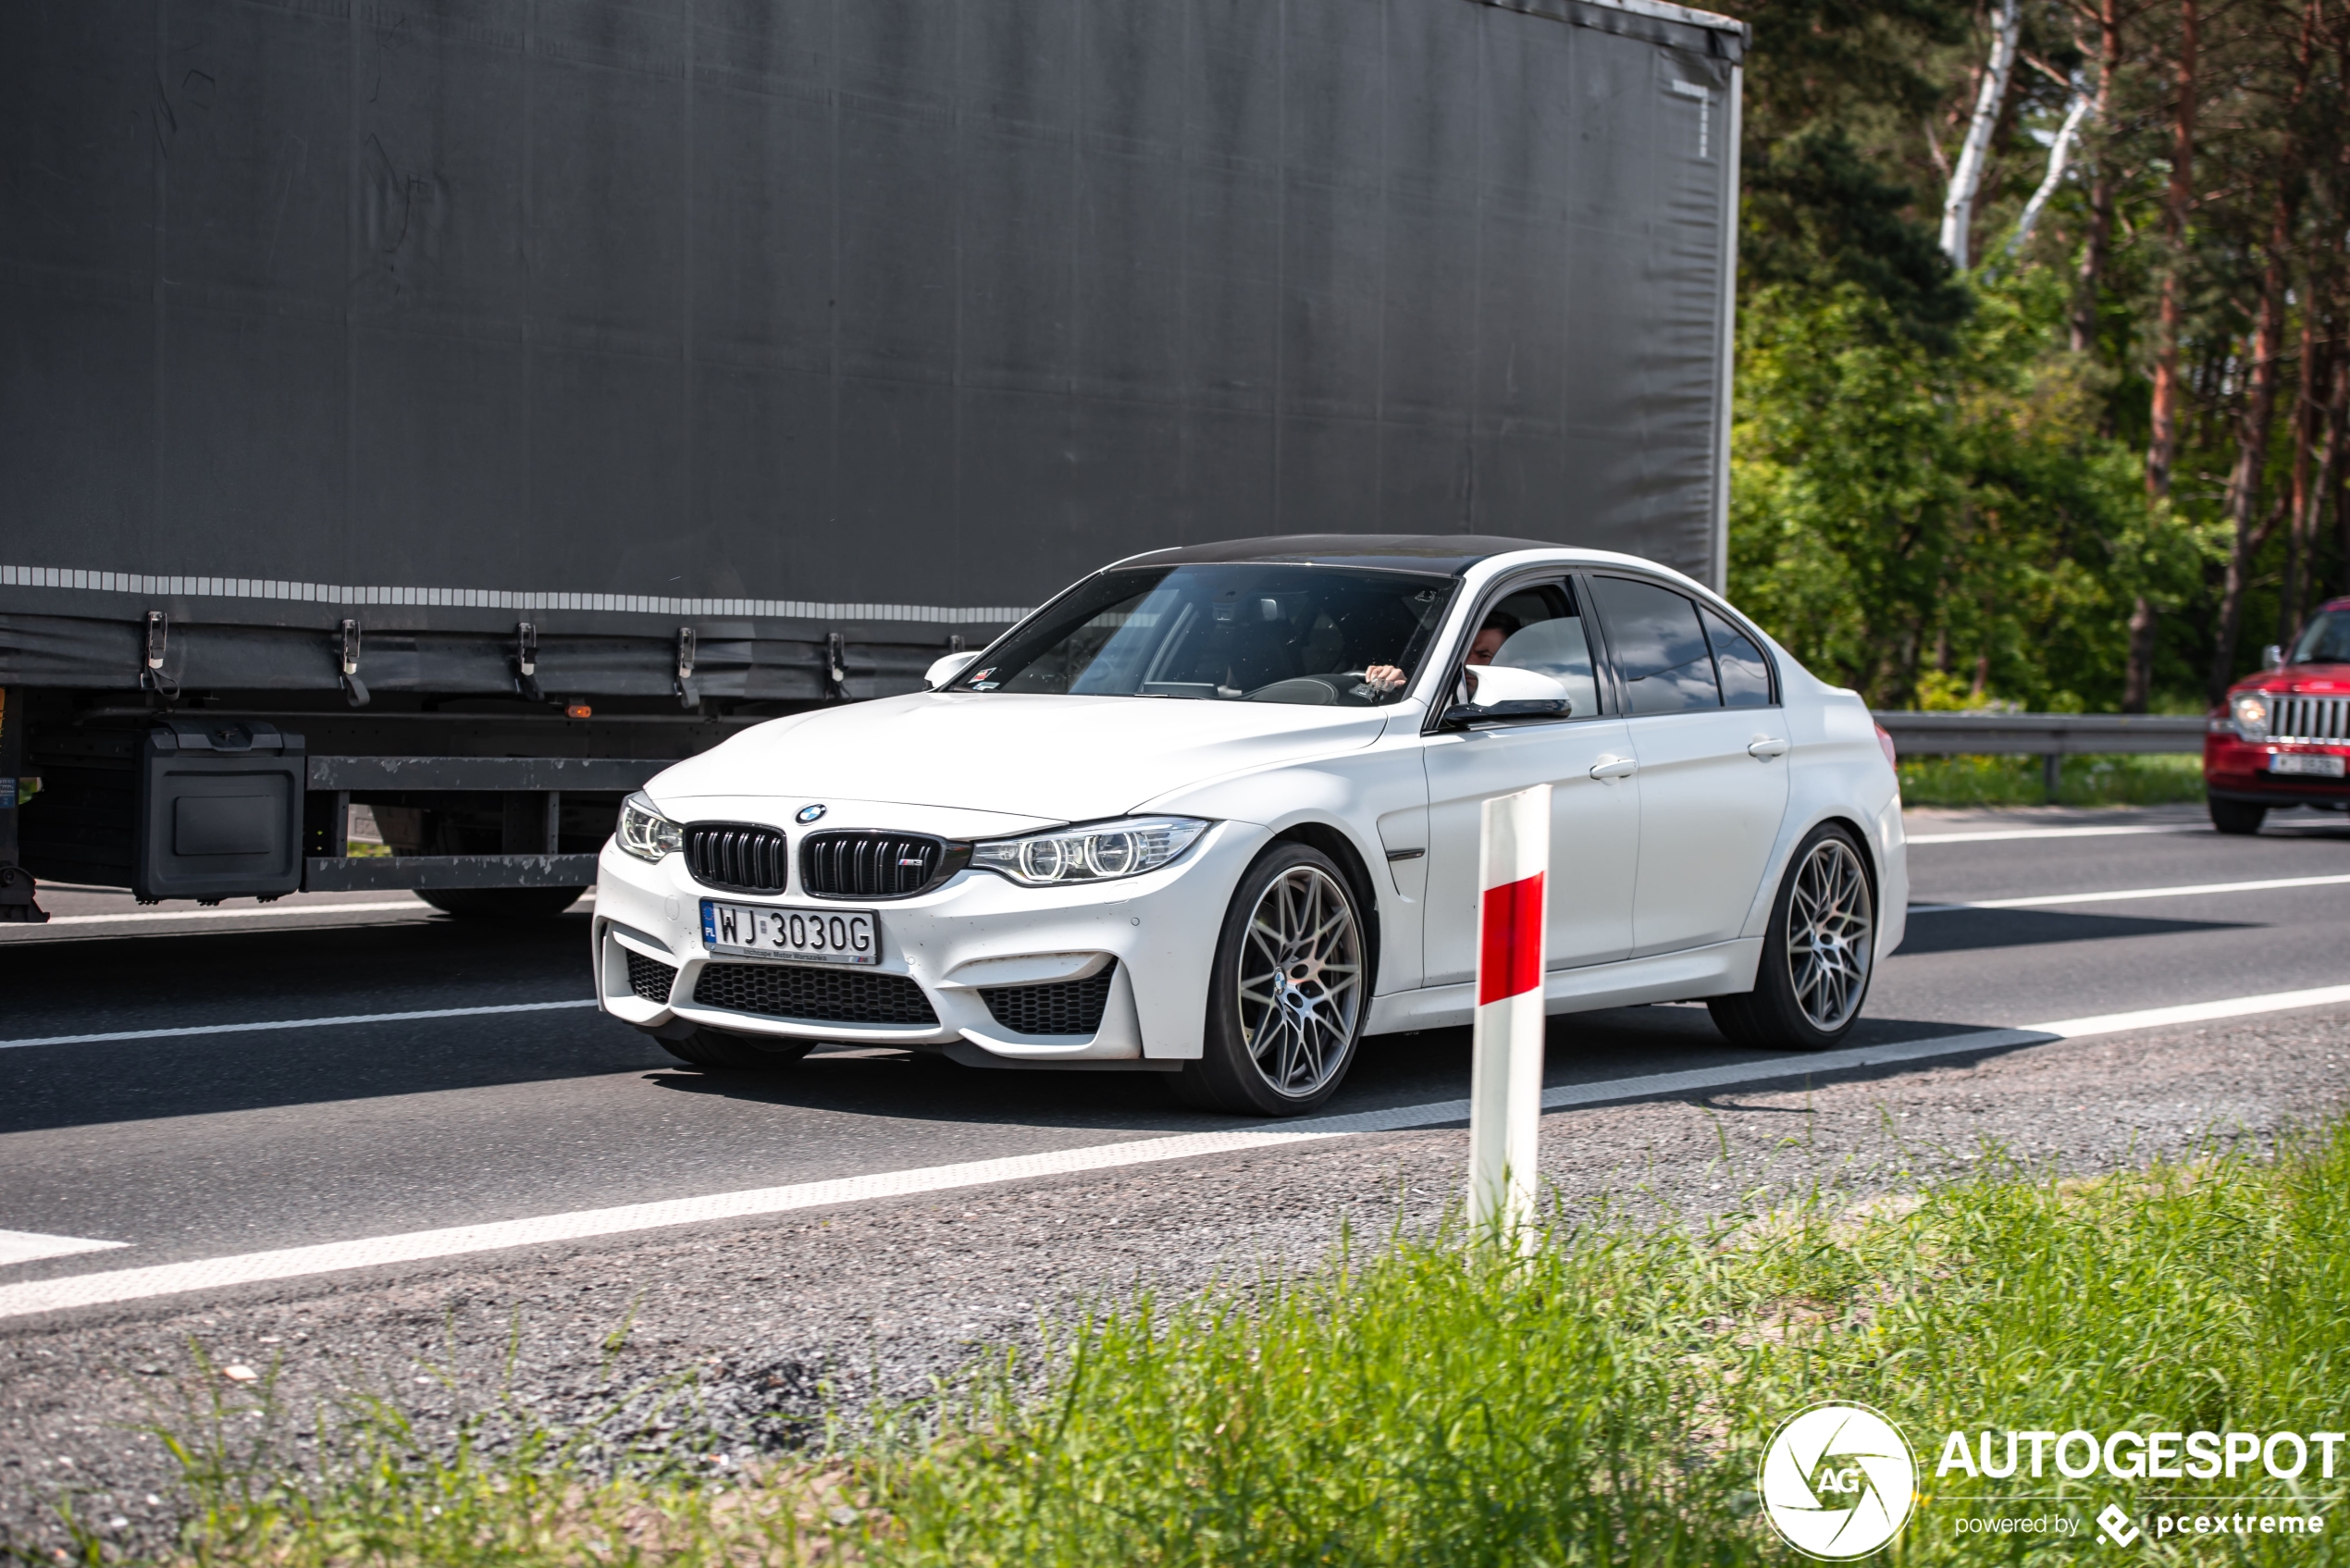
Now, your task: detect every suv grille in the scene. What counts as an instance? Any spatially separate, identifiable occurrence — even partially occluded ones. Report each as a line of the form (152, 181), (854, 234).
(981, 962), (1117, 1037)
(692, 961), (938, 1026)
(686, 823), (789, 893)
(2271, 695), (2350, 744)
(627, 949), (679, 1005)
(799, 832), (963, 898)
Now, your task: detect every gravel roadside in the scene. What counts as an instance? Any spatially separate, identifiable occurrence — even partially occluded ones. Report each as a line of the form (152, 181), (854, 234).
(5, 1006), (2347, 1557)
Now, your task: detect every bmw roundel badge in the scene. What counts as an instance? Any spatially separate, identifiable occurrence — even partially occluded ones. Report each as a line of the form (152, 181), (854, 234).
(796, 804), (827, 824)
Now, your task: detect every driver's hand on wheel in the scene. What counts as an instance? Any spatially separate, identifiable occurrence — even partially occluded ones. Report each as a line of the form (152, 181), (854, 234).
(1363, 664), (1407, 693)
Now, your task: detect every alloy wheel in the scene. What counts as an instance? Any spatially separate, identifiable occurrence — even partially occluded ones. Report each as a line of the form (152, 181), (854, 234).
(1785, 837), (1874, 1031)
(1234, 865), (1363, 1099)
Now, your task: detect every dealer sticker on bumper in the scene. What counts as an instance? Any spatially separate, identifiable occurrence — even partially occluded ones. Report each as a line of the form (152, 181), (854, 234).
(701, 900), (878, 965)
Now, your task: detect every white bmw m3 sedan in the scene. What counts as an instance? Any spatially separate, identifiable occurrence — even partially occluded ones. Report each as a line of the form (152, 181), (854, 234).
(593, 537), (1907, 1116)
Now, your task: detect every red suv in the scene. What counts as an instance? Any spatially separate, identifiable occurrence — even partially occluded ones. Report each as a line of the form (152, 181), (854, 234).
(2206, 598), (2350, 833)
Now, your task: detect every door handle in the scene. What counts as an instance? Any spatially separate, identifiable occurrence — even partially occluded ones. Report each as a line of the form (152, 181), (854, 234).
(1589, 755), (1638, 781)
(1748, 737), (1791, 759)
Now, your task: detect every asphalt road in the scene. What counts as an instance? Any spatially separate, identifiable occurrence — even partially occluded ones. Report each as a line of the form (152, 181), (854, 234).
(5, 800), (2348, 1296)
(7, 799), (2350, 1556)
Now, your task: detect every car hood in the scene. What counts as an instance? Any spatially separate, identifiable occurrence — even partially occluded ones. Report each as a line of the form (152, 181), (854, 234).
(2236, 662), (2350, 695)
(650, 692), (1393, 823)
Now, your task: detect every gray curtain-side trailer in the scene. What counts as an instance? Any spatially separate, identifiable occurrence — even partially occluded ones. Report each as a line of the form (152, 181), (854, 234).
(0, 0), (1746, 921)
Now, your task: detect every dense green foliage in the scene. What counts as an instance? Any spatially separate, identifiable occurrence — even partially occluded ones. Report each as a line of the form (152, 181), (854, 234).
(119, 1118), (2350, 1565)
(1899, 750), (2204, 805)
(1720, 0), (2348, 711)
(1732, 273), (2208, 710)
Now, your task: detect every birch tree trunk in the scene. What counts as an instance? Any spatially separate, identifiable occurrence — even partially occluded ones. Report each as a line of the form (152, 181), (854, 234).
(1940, 0), (2023, 270)
(2009, 93), (2093, 256)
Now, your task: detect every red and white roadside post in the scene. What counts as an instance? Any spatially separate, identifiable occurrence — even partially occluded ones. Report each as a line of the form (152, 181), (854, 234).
(1467, 783), (1550, 1245)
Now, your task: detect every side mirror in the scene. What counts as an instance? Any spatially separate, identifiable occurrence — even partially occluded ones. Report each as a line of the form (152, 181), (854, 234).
(925, 650), (981, 689)
(2263, 643), (2285, 670)
(1441, 698), (1571, 728)
(1440, 664), (1573, 728)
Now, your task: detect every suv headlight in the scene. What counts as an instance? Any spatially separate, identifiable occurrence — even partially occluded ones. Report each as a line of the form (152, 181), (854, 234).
(617, 791), (684, 862)
(972, 817), (1209, 886)
(2232, 692), (2271, 740)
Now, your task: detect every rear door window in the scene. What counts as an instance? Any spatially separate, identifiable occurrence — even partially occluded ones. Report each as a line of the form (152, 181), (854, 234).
(1700, 607), (1775, 707)
(1589, 576), (1722, 715)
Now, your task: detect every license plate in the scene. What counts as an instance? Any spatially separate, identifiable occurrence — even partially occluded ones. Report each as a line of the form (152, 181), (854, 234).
(2270, 752), (2347, 778)
(700, 900), (878, 965)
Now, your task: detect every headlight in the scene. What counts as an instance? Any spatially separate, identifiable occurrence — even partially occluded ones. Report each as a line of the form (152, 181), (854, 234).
(971, 817), (1209, 886)
(617, 791), (684, 862)
(2232, 692), (2271, 740)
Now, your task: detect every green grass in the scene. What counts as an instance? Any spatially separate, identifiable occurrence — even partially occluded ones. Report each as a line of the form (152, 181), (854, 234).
(1899, 751), (2207, 809)
(75, 1121), (2350, 1566)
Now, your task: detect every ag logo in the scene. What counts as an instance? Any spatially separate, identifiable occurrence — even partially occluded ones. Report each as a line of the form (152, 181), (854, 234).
(1759, 1402), (1917, 1560)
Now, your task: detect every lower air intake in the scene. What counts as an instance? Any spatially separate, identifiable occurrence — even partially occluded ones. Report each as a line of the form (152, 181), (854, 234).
(980, 962), (1117, 1036)
(626, 949), (679, 1005)
(692, 961), (939, 1026)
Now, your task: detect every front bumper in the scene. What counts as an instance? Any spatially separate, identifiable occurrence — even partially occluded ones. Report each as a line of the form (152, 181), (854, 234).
(592, 818), (1264, 1064)
(2204, 735), (2350, 806)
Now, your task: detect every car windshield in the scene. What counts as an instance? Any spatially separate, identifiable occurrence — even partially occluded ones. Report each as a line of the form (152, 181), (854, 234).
(955, 564), (1459, 706)
(2290, 611), (2350, 664)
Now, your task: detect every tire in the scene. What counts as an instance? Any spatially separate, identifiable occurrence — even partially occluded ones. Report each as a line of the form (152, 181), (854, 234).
(655, 1026), (816, 1070)
(1708, 822), (1876, 1052)
(2208, 798), (2267, 835)
(1173, 843), (1368, 1117)
(417, 886), (588, 920)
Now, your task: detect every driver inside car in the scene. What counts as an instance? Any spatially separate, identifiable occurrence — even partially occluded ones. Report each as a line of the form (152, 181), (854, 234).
(1363, 611), (1517, 696)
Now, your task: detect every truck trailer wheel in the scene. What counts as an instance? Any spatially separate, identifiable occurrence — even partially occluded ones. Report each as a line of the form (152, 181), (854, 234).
(417, 886), (588, 920)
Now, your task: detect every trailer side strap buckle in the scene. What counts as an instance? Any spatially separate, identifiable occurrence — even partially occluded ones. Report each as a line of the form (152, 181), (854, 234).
(514, 621), (544, 702)
(674, 626), (699, 710)
(338, 619), (370, 707)
(139, 610), (179, 701)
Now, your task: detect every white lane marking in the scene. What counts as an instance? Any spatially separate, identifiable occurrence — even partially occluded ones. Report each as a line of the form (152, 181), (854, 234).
(5, 981), (2347, 1320)
(1906, 824), (2203, 846)
(1911, 870), (2350, 913)
(0, 999), (600, 1051)
(0, 1229), (129, 1267)
(2021, 983), (2350, 1039)
(31, 900), (428, 928)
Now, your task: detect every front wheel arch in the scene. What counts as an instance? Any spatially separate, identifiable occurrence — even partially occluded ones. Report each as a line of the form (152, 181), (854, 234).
(1267, 821), (1382, 994)
(1173, 839), (1371, 1116)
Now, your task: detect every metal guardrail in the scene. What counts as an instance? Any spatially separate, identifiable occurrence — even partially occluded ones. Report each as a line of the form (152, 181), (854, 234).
(1871, 711), (2208, 757)
(1872, 710), (2208, 799)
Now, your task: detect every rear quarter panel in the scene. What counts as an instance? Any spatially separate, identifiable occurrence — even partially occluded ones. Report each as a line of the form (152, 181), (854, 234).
(1756, 640), (1908, 958)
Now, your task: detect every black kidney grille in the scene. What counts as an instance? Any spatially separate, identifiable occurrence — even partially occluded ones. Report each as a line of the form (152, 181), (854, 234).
(627, 949), (679, 1005)
(799, 832), (949, 898)
(692, 961), (938, 1026)
(686, 823), (788, 893)
(980, 962), (1117, 1037)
